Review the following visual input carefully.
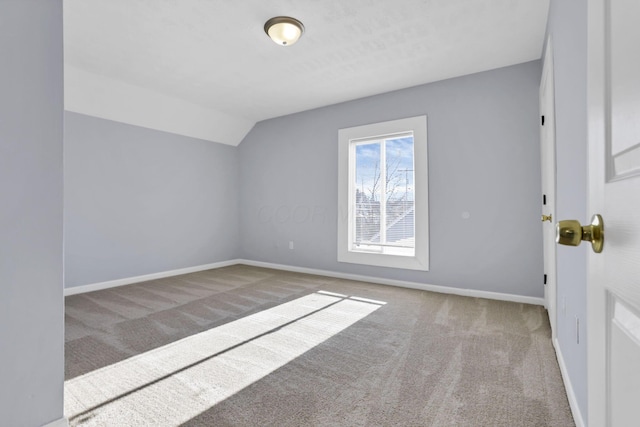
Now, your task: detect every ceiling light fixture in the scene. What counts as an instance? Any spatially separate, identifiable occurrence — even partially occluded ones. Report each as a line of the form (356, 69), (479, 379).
(264, 16), (304, 46)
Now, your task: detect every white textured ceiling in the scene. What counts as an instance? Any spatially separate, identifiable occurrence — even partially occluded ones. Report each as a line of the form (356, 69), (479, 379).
(64, 0), (550, 145)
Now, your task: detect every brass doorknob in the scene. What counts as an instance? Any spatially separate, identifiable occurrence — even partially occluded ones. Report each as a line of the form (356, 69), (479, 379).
(556, 214), (604, 253)
(541, 214), (553, 222)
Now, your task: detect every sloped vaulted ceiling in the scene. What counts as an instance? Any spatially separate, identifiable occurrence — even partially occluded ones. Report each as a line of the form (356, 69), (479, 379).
(64, 0), (550, 146)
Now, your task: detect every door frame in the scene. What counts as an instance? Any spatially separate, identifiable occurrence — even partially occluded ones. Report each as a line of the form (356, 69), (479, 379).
(540, 36), (558, 338)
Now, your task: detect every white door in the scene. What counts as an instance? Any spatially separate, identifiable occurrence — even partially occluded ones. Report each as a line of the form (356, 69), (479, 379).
(540, 38), (558, 339)
(587, 0), (640, 425)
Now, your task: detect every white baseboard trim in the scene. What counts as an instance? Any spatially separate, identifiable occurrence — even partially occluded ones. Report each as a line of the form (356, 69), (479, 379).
(236, 259), (545, 306)
(65, 257), (545, 306)
(43, 417), (69, 427)
(64, 259), (239, 296)
(553, 338), (585, 427)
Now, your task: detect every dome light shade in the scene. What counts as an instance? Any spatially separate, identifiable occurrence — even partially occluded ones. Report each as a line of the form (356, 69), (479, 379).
(264, 16), (304, 46)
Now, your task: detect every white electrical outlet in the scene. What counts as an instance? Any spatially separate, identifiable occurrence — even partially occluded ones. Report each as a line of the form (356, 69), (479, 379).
(289, 241), (294, 250)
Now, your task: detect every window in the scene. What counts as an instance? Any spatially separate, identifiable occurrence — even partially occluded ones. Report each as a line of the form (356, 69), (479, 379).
(338, 116), (429, 270)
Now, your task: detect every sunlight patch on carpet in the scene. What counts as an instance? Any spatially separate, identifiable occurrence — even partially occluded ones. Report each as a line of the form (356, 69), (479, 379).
(64, 291), (385, 426)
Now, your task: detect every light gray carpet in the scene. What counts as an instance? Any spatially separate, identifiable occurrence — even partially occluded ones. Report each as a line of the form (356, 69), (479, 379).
(65, 265), (575, 426)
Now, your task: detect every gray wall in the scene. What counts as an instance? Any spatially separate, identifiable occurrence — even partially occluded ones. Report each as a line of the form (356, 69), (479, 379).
(239, 61), (544, 298)
(545, 0), (588, 422)
(0, 1), (65, 425)
(64, 112), (240, 288)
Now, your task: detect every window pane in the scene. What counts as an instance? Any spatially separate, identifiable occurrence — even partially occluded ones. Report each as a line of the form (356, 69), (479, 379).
(354, 142), (381, 246)
(353, 136), (415, 252)
(385, 136), (414, 248)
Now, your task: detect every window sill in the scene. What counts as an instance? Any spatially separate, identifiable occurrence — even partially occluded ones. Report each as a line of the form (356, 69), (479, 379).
(338, 249), (429, 271)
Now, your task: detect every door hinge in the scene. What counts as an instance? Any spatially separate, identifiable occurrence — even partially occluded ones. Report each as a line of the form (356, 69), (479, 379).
(543, 194), (547, 205)
(544, 274), (548, 285)
(541, 115), (545, 126)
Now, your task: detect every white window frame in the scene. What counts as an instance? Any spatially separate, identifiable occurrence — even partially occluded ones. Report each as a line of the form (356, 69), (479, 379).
(338, 115), (429, 271)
